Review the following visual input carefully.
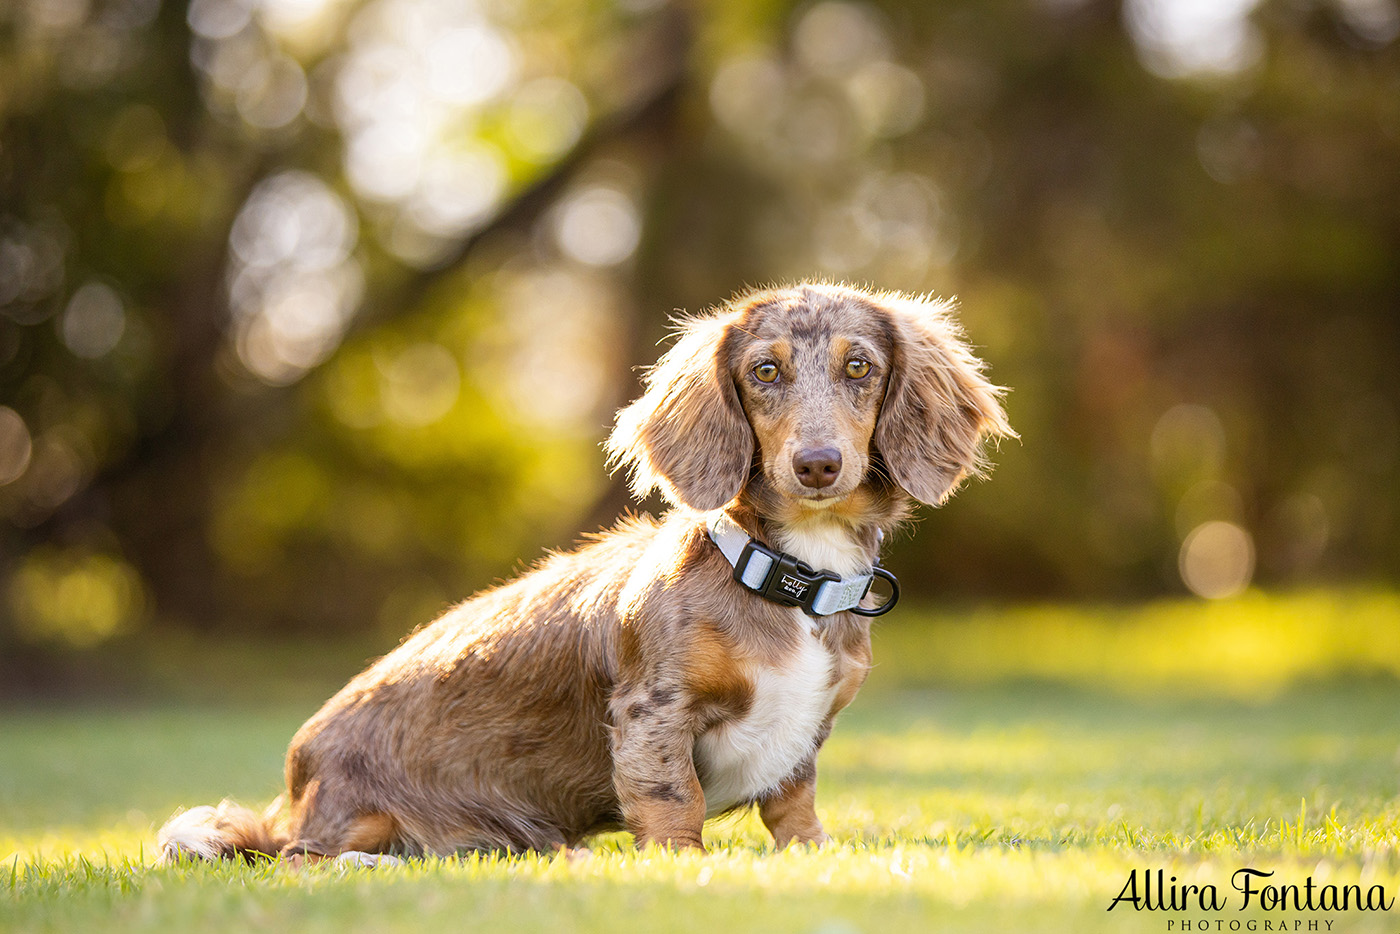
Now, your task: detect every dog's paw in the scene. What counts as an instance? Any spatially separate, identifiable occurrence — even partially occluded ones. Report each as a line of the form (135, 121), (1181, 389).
(333, 851), (405, 869)
(558, 846), (594, 863)
(772, 831), (831, 849)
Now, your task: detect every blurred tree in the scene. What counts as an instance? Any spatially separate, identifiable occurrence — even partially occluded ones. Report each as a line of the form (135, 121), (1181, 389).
(0, 0), (1396, 653)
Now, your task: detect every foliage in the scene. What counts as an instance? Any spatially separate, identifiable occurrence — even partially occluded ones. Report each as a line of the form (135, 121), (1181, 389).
(1, 0), (1398, 648)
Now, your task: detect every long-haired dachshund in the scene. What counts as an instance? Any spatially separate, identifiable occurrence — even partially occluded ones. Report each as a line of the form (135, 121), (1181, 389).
(158, 282), (1012, 864)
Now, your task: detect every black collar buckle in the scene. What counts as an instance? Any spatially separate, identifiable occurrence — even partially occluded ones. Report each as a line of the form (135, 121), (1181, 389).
(733, 539), (840, 616)
(851, 565), (900, 617)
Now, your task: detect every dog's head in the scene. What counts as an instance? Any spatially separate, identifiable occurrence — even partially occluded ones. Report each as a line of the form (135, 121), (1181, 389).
(606, 283), (1013, 513)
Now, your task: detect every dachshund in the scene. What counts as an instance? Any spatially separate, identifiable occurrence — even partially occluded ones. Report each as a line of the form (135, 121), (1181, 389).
(157, 281), (1012, 864)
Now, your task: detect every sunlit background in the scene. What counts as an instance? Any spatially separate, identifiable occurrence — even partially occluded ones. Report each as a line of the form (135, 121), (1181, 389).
(1, 0), (1397, 666)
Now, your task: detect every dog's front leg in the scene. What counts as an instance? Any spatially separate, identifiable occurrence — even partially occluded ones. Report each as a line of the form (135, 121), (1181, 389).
(611, 701), (707, 851)
(758, 757), (829, 848)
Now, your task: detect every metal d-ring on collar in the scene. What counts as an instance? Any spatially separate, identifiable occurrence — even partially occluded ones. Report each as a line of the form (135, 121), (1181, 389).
(705, 512), (900, 618)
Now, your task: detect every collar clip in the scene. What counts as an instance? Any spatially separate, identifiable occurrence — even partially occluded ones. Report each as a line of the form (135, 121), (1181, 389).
(734, 538), (842, 614)
(706, 512), (900, 618)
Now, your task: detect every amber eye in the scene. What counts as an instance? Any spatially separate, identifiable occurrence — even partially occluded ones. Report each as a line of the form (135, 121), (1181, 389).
(753, 362), (780, 383)
(845, 358), (871, 379)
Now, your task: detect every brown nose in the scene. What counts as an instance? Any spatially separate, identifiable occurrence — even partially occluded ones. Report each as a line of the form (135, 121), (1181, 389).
(793, 447), (842, 489)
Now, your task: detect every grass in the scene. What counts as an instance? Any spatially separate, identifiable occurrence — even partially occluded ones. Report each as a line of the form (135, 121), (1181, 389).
(5, 591), (1400, 933)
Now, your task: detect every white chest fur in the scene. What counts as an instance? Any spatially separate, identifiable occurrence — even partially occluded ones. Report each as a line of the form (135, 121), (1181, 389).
(774, 519), (871, 578)
(694, 627), (837, 816)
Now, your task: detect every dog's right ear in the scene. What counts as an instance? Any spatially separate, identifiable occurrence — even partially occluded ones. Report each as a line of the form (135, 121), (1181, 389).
(606, 314), (754, 511)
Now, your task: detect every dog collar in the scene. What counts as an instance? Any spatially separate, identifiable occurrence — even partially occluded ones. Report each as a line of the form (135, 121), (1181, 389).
(705, 512), (899, 618)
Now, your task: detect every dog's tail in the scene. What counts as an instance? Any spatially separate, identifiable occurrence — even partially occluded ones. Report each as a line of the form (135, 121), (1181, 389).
(156, 797), (289, 864)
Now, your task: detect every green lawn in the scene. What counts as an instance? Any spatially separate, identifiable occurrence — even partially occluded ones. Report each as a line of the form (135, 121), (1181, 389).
(5, 593), (1400, 933)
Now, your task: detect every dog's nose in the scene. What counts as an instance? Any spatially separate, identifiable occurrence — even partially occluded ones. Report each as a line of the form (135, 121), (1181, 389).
(793, 447), (842, 489)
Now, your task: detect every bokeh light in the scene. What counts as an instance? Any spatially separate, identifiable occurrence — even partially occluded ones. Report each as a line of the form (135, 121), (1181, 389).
(0, 407), (33, 486)
(8, 549), (147, 648)
(845, 60), (925, 139)
(377, 342), (461, 427)
(187, 0), (253, 41)
(325, 0), (554, 261)
(228, 170), (362, 384)
(24, 431), (87, 513)
(553, 186), (641, 267)
(487, 268), (622, 427)
(0, 218), (67, 317)
(1337, 0), (1400, 44)
(1126, 0), (1262, 78)
(505, 77), (589, 164)
(234, 51), (307, 129)
(59, 282), (126, 358)
(404, 145), (507, 238)
(27, 0), (93, 31)
(1180, 520), (1256, 599)
(424, 20), (517, 106)
(709, 54), (787, 136)
(260, 0), (341, 37)
(1151, 404), (1226, 485)
(792, 2), (890, 78)
(704, 1), (940, 287)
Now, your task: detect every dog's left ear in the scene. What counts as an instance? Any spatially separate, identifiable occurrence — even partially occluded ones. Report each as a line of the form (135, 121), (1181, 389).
(606, 313), (754, 510)
(873, 295), (1015, 506)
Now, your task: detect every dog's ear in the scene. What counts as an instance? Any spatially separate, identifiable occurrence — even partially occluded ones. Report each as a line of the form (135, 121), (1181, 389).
(606, 314), (753, 510)
(873, 295), (1014, 506)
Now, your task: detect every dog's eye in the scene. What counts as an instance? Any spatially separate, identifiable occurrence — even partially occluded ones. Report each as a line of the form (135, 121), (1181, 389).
(753, 362), (780, 383)
(845, 358), (871, 380)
